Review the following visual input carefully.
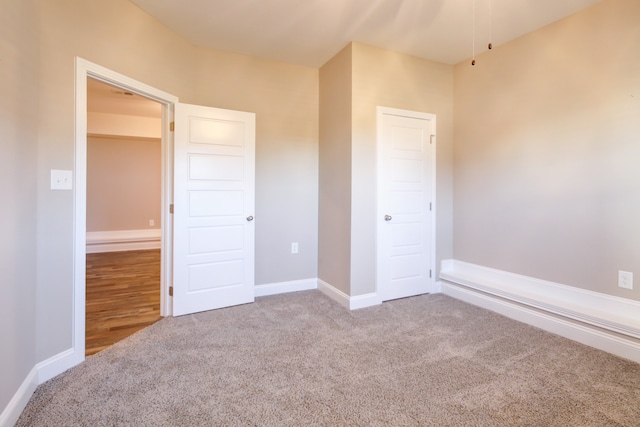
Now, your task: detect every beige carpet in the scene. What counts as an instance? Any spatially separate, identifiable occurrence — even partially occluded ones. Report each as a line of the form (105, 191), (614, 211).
(17, 291), (640, 426)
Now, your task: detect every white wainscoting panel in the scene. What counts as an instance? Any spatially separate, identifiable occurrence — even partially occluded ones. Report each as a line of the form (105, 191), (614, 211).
(439, 259), (640, 363)
(86, 229), (161, 253)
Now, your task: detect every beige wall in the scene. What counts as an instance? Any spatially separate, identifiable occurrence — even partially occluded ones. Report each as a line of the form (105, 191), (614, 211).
(8, 0), (634, 417)
(33, 0), (318, 361)
(453, 0), (640, 301)
(0, 0), (38, 413)
(87, 136), (161, 232)
(318, 42), (454, 297)
(351, 43), (454, 296)
(193, 42), (320, 285)
(319, 44), (353, 294)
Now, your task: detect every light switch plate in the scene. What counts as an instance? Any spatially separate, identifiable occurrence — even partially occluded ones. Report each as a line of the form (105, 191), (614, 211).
(51, 170), (73, 190)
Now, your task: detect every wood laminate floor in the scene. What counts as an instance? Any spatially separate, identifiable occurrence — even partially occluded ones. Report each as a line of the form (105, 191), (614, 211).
(86, 249), (161, 356)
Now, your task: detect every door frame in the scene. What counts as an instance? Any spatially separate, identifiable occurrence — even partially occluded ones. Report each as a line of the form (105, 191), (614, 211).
(73, 57), (178, 365)
(376, 106), (437, 299)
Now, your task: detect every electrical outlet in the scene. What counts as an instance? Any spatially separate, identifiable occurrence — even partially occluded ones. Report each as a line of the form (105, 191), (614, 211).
(149, 219), (155, 227)
(618, 270), (633, 290)
(291, 242), (299, 254)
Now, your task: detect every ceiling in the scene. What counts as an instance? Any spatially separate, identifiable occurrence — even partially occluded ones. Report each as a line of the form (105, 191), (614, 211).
(90, 0), (604, 116)
(129, 0), (603, 67)
(88, 78), (161, 118)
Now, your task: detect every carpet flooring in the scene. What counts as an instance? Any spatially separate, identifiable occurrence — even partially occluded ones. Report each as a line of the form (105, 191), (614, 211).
(16, 291), (640, 426)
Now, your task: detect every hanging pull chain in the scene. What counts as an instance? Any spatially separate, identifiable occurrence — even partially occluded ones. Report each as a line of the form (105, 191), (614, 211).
(488, 0), (493, 49)
(471, 0), (476, 65)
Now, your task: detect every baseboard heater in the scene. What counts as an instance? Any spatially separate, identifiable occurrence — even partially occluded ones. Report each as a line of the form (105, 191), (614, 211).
(439, 259), (640, 362)
(86, 229), (161, 253)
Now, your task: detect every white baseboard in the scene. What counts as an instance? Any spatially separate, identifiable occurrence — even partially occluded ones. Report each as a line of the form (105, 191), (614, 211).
(36, 347), (82, 384)
(255, 277), (381, 310)
(439, 259), (640, 363)
(432, 280), (443, 294)
(317, 279), (381, 310)
(0, 367), (38, 427)
(255, 278), (317, 297)
(86, 229), (161, 253)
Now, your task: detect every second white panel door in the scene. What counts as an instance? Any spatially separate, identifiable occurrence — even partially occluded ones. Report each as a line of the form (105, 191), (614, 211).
(377, 108), (435, 302)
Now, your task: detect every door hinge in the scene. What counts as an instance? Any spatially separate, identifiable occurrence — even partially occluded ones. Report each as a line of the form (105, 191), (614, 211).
(170, 121), (175, 132)
(169, 204), (174, 214)
(429, 270), (432, 279)
(169, 286), (173, 297)
(430, 135), (435, 145)
(429, 202), (432, 211)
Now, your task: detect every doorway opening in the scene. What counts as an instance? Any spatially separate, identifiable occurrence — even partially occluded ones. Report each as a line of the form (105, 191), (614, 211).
(85, 78), (163, 355)
(73, 58), (178, 366)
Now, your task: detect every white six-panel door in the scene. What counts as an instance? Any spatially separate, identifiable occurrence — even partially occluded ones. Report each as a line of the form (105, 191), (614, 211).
(377, 107), (435, 302)
(173, 103), (255, 316)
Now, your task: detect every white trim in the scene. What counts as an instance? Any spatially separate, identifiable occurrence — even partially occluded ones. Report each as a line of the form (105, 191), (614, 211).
(318, 279), (381, 310)
(317, 279), (350, 309)
(160, 90), (175, 317)
(440, 260), (640, 339)
(0, 367), (37, 427)
(87, 112), (161, 139)
(36, 348), (78, 384)
(442, 282), (640, 364)
(377, 106), (436, 121)
(86, 241), (160, 253)
(86, 229), (161, 253)
(73, 58), (179, 380)
(254, 278), (317, 297)
(432, 280), (443, 294)
(439, 259), (640, 363)
(349, 292), (382, 310)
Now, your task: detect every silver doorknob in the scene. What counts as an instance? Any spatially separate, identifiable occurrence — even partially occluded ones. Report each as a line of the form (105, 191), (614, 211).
(384, 215), (392, 221)
(246, 215), (254, 221)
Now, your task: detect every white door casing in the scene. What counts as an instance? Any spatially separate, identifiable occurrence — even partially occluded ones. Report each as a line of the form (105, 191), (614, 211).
(172, 103), (255, 316)
(377, 107), (436, 302)
(72, 58), (177, 379)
